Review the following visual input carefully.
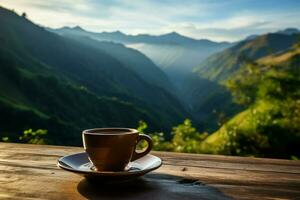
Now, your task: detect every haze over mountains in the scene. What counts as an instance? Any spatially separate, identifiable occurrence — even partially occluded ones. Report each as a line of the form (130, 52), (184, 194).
(51, 26), (232, 87)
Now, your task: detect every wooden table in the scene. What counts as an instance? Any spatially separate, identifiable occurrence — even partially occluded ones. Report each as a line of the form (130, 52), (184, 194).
(0, 143), (299, 200)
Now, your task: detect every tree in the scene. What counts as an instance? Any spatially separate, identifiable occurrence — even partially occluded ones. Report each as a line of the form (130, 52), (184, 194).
(171, 119), (208, 153)
(136, 119), (208, 153)
(226, 63), (262, 105)
(19, 129), (48, 144)
(22, 12), (27, 18)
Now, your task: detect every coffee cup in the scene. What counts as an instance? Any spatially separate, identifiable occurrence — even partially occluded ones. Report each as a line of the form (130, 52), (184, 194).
(82, 128), (152, 171)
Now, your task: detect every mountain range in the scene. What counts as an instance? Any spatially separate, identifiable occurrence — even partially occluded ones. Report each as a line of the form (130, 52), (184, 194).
(52, 26), (230, 47)
(51, 26), (232, 87)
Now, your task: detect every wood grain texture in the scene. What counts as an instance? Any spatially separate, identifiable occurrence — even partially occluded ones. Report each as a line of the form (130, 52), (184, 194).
(0, 142), (299, 200)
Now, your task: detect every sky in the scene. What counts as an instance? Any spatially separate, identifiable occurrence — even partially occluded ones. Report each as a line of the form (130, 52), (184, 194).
(0, 0), (300, 42)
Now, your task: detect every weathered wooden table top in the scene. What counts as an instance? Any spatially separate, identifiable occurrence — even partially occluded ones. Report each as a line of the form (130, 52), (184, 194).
(0, 143), (299, 200)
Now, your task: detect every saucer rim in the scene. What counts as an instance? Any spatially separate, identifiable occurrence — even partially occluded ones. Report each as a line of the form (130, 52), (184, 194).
(57, 152), (162, 176)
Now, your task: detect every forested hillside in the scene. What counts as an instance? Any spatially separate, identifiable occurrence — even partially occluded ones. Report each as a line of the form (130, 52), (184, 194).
(200, 44), (300, 158)
(183, 33), (300, 131)
(0, 7), (189, 145)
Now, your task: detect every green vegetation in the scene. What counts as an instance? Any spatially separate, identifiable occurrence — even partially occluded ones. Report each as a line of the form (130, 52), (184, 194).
(201, 46), (300, 159)
(196, 33), (300, 82)
(19, 129), (48, 144)
(139, 119), (208, 153)
(181, 74), (243, 132)
(2, 136), (9, 142)
(139, 45), (300, 159)
(170, 119), (208, 153)
(181, 33), (300, 133)
(2, 128), (48, 144)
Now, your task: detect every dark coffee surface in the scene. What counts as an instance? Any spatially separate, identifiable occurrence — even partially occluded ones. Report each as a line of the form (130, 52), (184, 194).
(84, 128), (137, 135)
(88, 130), (127, 135)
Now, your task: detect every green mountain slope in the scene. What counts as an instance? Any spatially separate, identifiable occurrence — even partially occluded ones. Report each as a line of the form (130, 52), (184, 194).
(0, 48), (156, 145)
(181, 75), (237, 132)
(196, 33), (300, 82)
(201, 45), (300, 158)
(54, 34), (176, 93)
(181, 74), (243, 131)
(182, 33), (300, 132)
(0, 7), (189, 145)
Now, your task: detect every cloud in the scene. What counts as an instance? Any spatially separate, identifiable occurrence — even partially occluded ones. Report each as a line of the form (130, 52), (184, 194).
(0, 0), (299, 42)
(159, 11), (300, 41)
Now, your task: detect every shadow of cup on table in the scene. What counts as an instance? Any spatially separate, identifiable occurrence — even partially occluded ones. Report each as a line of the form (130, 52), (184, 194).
(77, 173), (232, 200)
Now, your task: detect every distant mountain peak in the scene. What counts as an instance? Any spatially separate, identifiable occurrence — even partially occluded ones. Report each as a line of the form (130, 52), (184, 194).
(163, 31), (182, 37)
(71, 26), (85, 32)
(101, 30), (126, 36)
(277, 27), (299, 35)
(169, 31), (180, 35)
(244, 34), (259, 41)
(112, 30), (125, 35)
(57, 26), (84, 32)
(283, 27), (299, 32)
(59, 26), (71, 29)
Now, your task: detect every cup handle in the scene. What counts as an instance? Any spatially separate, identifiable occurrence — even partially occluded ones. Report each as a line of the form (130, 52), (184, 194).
(131, 134), (153, 161)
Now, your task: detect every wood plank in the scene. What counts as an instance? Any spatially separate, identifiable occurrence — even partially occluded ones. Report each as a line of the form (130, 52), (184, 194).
(0, 142), (299, 200)
(1, 143), (300, 174)
(2, 142), (299, 166)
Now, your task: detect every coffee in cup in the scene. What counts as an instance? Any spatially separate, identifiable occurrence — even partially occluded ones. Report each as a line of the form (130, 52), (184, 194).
(82, 128), (152, 171)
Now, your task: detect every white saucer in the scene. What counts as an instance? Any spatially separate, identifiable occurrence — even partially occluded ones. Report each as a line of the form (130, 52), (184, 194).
(57, 152), (162, 182)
